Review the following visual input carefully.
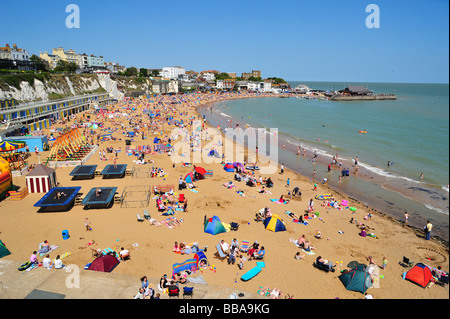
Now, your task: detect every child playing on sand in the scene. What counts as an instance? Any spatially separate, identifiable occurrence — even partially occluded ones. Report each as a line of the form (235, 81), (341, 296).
(294, 252), (305, 260)
(382, 257), (388, 269)
(173, 241), (180, 253)
(85, 218), (92, 231)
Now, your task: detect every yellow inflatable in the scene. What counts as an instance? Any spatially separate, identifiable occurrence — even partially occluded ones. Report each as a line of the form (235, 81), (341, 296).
(0, 156), (12, 197)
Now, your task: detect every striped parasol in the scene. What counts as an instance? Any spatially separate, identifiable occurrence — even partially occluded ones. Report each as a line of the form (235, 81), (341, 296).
(0, 140), (26, 152)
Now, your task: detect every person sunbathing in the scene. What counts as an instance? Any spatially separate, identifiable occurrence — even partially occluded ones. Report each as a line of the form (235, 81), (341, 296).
(303, 241), (316, 252)
(79, 239), (95, 250)
(297, 235), (306, 247)
(316, 256), (335, 270)
(269, 288), (282, 299)
(174, 272), (187, 284)
(287, 211), (300, 219)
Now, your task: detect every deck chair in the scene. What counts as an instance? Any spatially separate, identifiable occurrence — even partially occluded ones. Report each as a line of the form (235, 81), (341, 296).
(398, 256), (414, 268)
(179, 194), (185, 203)
(168, 286), (180, 299)
(215, 244), (227, 261)
(240, 241), (249, 253)
(137, 214), (144, 222)
(143, 209), (151, 220)
(183, 287), (194, 299)
(230, 222), (239, 231)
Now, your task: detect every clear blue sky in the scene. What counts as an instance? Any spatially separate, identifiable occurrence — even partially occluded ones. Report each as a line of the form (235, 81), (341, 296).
(1, 0), (448, 83)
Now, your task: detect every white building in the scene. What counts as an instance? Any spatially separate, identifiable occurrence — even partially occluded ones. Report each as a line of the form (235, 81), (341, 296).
(201, 72), (215, 81)
(161, 66), (185, 79)
(1, 44), (30, 61)
(247, 81), (271, 93)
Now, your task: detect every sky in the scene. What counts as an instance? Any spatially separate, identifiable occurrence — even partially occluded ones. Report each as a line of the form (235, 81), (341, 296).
(1, 0), (449, 83)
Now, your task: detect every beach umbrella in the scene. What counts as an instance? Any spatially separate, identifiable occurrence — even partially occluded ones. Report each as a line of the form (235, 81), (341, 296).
(185, 172), (194, 183)
(194, 166), (207, 175)
(0, 140), (26, 152)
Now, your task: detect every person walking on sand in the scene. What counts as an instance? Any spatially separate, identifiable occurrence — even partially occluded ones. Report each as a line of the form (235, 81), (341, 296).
(425, 220), (432, 240)
(280, 163), (284, 174)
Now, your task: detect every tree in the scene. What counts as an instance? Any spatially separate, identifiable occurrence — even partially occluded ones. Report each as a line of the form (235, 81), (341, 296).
(53, 60), (78, 72)
(267, 77), (286, 84)
(29, 54), (49, 72)
(139, 68), (148, 77)
(124, 67), (138, 77)
(215, 72), (230, 81)
(151, 69), (160, 77)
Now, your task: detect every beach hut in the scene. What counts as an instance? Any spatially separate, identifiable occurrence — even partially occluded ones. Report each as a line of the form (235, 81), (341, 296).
(26, 164), (57, 194)
(223, 163), (235, 172)
(263, 214), (286, 232)
(405, 263), (432, 288)
(204, 215), (227, 235)
(0, 239), (11, 258)
(87, 254), (119, 273)
(338, 265), (373, 294)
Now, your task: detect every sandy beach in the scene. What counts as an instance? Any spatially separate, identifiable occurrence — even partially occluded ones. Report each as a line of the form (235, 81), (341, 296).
(0, 91), (448, 299)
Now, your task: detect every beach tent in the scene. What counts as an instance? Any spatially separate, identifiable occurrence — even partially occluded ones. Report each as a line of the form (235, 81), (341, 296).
(405, 263), (432, 288)
(185, 172), (195, 184)
(263, 214), (286, 232)
(153, 137), (160, 143)
(0, 239), (11, 258)
(204, 215), (227, 235)
(194, 251), (208, 267)
(223, 163), (235, 172)
(87, 254), (119, 273)
(26, 164), (57, 194)
(338, 265), (373, 294)
(208, 150), (220, 158)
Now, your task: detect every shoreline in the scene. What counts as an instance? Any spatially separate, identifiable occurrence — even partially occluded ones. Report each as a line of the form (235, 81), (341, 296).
(195, 97), (449, 247)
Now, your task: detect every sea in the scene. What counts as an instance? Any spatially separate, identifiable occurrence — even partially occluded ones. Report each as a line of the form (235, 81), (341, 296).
(199, 82), (449, 241)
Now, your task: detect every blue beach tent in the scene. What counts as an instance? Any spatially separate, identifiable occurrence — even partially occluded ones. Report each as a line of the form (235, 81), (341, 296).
(223, 163), (234, 172)
(204, 215), (227, 235)
(208, 150), (220, 158)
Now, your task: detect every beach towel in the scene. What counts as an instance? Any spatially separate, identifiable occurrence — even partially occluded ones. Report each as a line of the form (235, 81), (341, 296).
(190, 189), (198, 193)
(302, 249), (316, 256)
(270, 199), (288, 204)
(102, 247), (120, 260)
(289, 238), (315, 255)
(39, 245), (59, 256)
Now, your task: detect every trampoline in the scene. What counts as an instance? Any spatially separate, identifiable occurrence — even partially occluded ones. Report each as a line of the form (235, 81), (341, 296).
(101, 164), (127, 179)
(81, 187), (118, 209)
(34, 187), (81, 212)
(69, 165), (97, 180)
